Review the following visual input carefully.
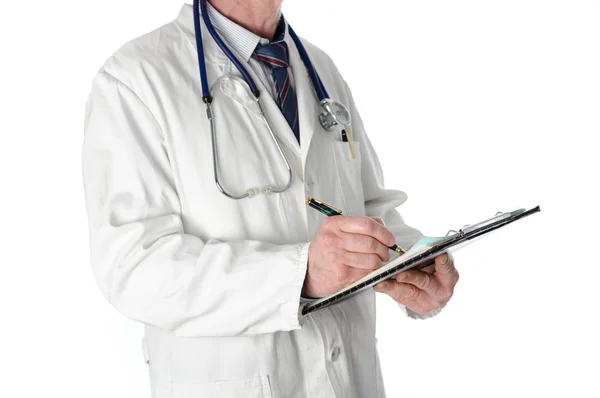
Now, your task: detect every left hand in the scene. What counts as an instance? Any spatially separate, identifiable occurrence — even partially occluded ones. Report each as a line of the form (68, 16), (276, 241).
(373, 253), (459, 314)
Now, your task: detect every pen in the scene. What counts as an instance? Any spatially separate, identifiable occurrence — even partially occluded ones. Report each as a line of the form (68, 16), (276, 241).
(341, 129), (355, 159)
(306, 196), (407, 254)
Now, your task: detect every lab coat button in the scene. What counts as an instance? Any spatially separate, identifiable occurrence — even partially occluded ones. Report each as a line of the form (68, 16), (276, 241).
(330, 347), (341, 361)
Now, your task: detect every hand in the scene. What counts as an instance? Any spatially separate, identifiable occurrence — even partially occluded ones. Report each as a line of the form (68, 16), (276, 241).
(303, 216), (395, 298)
(373, 253), (459, 314)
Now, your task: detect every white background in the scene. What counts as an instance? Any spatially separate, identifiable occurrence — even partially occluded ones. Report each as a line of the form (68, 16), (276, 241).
(1, 0), (599, 397)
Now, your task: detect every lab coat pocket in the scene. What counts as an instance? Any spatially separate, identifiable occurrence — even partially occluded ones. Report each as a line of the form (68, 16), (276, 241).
(331, 141), (366, 216)
(170, 376), (272, 398)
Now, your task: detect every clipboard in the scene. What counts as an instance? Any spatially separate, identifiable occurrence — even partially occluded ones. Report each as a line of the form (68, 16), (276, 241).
(301, 205), (541, 316)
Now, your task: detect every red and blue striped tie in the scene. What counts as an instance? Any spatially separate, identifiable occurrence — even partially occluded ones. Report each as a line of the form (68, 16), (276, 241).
(254, 40), (300, 144)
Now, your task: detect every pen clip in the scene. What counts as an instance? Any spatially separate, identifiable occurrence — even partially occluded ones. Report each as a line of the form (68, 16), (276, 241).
(341, 129), (355, 159)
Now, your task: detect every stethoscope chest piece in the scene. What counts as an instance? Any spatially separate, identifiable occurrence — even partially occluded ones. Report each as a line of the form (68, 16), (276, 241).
(319, 99), (352, 130)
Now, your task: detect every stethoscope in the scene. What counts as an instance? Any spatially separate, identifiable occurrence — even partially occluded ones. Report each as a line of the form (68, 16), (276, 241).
(193, 0), (352, 199)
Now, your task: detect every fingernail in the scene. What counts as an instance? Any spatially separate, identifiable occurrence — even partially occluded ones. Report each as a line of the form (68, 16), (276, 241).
(440, 254), (448, 265)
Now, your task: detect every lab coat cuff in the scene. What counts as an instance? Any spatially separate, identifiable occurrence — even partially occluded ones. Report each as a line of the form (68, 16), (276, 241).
(282, 242), (310, 329)
(398, 301), (447, 320)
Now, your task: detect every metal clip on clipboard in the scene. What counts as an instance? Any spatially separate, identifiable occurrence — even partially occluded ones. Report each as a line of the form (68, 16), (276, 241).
(301, 206), (541, 316)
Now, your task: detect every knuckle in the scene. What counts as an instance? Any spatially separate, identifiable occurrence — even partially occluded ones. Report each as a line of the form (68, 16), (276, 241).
(377, 245), (389, 261)
(320, 232), (338, 247)
(360, 218), (374, 233)
(410, 286), (421, 299)
(420, 274), (432, 290)
(366, 237), (378, 252)
(382, 250), (390, 262)
(321, 216), (334, 228)
(322, 216), (339, 229)
(399, 272), (413, 283)
(403, 284), (419, 300)
(383, 230), (394, 245)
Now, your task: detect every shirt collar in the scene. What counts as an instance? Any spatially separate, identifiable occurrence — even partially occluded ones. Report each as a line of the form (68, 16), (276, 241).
(205, 2), (288, 63)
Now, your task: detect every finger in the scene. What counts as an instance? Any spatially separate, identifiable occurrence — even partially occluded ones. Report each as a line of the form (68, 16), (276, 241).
(420, 263), (435, 274)
(374, 285), (421, 310)
(395, 270), (441, 294)
(373, 280), (398, 295)
(342, 233), (390, 262)
(434, 253), (455, 275)
(342, 251), (383, 270)
(374, 282), (441, 312)
(373, 280), (395, 293)
(338, 216), (396, 247)
(434, 253), (459, 287)
(374, 281), (424, 302)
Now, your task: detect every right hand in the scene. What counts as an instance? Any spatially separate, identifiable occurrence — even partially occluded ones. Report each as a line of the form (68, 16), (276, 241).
(302, 216), (395, 299)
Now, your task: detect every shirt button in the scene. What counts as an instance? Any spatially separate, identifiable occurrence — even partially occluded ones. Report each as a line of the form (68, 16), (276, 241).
(330, 347), (341, 362)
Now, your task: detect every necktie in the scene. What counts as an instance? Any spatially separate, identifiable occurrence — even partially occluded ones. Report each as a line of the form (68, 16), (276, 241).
(254, 39), (300, 144)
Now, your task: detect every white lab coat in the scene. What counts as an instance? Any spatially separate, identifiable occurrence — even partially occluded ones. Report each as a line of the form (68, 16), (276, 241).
(82, 3), (425, 397)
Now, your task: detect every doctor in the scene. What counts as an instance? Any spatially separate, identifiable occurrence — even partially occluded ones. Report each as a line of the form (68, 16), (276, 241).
(82, 1), (460, 397)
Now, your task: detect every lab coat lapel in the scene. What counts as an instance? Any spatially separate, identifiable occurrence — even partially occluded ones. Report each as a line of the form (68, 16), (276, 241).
(205, 15), (320, 172)
(288, 35), (320, 178)
(238, 62), (303, 157)
(176, 3), (317, 172)
(176, 4), (227, 66)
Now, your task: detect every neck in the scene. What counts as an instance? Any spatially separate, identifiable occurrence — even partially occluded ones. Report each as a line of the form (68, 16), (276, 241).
(208, 0), (283, 40)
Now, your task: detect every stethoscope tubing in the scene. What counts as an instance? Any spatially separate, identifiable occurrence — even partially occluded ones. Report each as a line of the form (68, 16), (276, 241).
(193, 0), (327, 103)
(192, 0), (339, 200)
(198, 0), (260, 97)
(286, 25), (329, 101)
(192, 0), (211, 101)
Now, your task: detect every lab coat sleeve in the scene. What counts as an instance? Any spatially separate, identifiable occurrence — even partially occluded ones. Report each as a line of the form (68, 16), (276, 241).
(342, 80), (444, 320)
(81, 69), (309, 337)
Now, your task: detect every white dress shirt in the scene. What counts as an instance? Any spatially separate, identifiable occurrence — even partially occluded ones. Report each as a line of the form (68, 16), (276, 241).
(205, 2), (295, 102)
